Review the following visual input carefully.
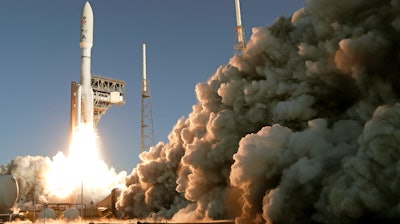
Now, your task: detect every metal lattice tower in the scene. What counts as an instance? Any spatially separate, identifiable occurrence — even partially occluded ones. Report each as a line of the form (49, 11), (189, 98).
(69, 76), (125, 139)
(140, 43), (155, 153)
(234, 0), (246, 54)
(92, 75), (126, 127)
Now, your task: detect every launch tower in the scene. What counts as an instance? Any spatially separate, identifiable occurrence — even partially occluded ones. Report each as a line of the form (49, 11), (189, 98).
(234, 0), (246, 53)
(140, 43), (155, 153)
(70, 76), (125, 136)
(91, 76), (126, 126)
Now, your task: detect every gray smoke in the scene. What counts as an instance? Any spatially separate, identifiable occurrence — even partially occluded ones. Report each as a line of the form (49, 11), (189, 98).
(117, 0), (400, 223)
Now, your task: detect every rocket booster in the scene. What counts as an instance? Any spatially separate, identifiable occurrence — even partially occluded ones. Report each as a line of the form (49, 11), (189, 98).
(79, 1), (94, 127)
(233, 0), (246, 52)
(234, 0), (245, 45)
(234, 0), (242, 27)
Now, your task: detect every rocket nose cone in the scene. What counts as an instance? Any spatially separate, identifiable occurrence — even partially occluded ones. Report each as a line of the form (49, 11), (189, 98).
(82, 1), (93, 18)
(80, 1), (94, 46)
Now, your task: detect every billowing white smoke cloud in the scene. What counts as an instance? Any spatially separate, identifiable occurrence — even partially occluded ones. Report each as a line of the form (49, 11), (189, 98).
(0, 152), (126, 205)
(0, 156), (51, 203)
(117, 0), (400, 222)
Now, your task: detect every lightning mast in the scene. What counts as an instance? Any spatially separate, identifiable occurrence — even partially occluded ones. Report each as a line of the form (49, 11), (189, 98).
(140, 43), (155, 153)
(234, 0), (246, 53)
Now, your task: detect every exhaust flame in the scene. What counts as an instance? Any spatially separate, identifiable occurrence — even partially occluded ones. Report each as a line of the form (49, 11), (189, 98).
(69, 124), (100, 165)
(0, 125), (127, 206)
(45, 124), (103, 201)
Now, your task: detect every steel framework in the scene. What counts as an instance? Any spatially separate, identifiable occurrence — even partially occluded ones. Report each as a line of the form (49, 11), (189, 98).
(91, 75), (126, 126)
(140, 43), (155, 152)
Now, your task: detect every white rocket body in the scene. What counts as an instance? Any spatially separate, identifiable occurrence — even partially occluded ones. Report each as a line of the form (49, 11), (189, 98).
(79, 1), (94, 128)
(235, 0), (242, 27)
(234, 0), (245, 52)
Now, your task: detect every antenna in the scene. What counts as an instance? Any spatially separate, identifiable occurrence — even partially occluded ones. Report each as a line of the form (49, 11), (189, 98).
(140, 42), (155, 153)
(234, 0), (246, 53)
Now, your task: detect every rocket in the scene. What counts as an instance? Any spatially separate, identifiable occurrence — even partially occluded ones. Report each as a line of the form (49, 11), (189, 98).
(234, 0), (246, 52)
(78, 1), (94, 128)
(70, 1), (94, 136)
(235, 0), (244, 42)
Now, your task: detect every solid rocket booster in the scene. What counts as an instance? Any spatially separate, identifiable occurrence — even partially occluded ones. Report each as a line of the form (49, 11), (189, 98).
(79, 1), (94, 127)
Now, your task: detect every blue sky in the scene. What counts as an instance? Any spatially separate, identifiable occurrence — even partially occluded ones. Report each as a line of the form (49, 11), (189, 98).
(0, 0), (304, 172)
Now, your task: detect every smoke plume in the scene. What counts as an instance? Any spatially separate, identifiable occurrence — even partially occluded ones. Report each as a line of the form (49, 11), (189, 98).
(116, 0), (400, 223)
(0, 152), (126, 205)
